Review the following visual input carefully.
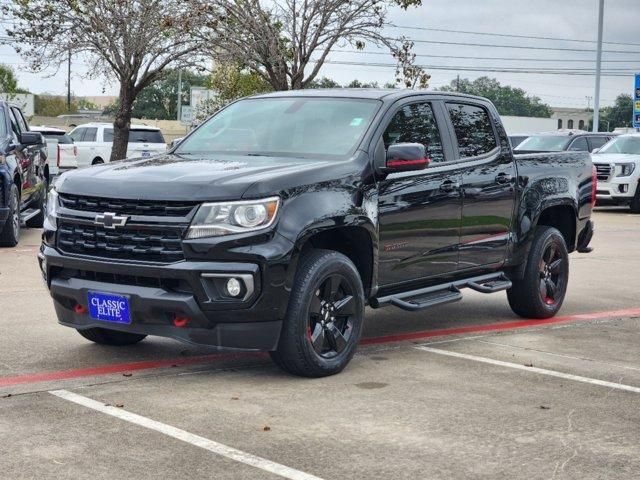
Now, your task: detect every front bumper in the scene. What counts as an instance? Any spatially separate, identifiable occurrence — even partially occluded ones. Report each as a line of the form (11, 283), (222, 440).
(595, 178), (639, 204)
(41, 243), (293, 350)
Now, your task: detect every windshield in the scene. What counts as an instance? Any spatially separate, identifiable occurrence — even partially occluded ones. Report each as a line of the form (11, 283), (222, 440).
(515, 135), (571, 152)
(176, 97), (380, 159)
(598, 136), (640, 155)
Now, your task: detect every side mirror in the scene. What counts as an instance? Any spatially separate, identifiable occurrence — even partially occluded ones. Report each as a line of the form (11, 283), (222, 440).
(385, 143), (429, 172)
(20, 131), (44, 146)
(592, 148), (600, 154)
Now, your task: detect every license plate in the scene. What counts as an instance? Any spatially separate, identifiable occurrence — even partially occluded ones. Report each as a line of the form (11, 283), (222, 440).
(141, 151), (151, 157)
(88, 292), (131, 324)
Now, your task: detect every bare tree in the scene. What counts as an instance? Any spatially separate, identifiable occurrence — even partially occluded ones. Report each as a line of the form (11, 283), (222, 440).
(5, 0), (204, 161)
(194, 0), (429, 91)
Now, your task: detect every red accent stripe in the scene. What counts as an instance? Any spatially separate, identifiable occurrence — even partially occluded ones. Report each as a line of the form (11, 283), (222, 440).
(1, 307), (639, 388)
(387, 158), (430, 168)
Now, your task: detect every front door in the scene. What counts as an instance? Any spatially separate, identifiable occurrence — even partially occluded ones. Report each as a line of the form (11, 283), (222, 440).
(378, 101), (463, 287)
(444, 102), (516, 269)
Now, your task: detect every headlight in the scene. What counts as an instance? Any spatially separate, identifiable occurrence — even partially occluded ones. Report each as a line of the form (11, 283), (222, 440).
(44, 188), (58, 230)
(186, 197), (280, 239)
(616, 163), (636, 177)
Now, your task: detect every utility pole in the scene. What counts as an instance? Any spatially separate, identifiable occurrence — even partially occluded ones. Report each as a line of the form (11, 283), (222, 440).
(592, 0), (604, 132)
(456, 74), (460, 92)
(176, 70), (182, 121)
(67, 50), (71, 111)
(585, 96), (592, 110)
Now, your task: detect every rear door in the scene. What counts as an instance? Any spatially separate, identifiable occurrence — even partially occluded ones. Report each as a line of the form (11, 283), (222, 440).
(445, 101), (516, 270)
(377, 99), (463, 286)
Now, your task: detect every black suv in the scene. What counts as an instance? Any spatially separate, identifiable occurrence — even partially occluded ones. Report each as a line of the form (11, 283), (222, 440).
(41, 90), (594, 377)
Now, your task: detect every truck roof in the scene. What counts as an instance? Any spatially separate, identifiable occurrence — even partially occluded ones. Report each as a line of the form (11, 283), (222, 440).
(252, 88), (488, 103)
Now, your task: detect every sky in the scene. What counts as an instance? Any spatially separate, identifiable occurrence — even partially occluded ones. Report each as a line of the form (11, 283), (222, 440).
(0, 0), (638, 109)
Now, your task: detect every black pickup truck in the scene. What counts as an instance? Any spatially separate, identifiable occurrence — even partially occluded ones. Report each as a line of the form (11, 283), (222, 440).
(40, 90), (595, 377)
(0, 101), (48, 246)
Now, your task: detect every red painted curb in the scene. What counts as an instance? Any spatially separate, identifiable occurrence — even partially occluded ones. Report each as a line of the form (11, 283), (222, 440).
(1, 307), (639, 388)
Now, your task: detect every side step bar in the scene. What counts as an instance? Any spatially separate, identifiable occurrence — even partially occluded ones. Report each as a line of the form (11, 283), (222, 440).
(371, 272), (512, 312)
(20, 208), (41, 226)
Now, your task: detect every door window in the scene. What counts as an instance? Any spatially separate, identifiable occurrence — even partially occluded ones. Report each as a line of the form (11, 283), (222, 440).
(83, 127), (97, 142)
(383, 102), (445, 163)
(588, 136), (608, 151)
(11, 107), (28, 133)
(568, 137), (588, 151)
(8, 108), (22, 137)
(70, 128), (86, 142)
(446, 103), (497, 158)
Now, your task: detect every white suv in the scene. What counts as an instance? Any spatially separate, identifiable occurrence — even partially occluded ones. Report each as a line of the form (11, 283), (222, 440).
(592, 134), (640, 213)
(68, 123), (167, 167)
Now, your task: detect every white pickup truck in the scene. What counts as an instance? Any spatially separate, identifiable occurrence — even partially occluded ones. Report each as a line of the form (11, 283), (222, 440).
(30, 126), (78, 176)
(592, 133), (640, 213)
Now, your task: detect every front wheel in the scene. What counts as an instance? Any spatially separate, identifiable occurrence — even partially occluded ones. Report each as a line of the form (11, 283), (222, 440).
(629, 188), (640, 213)
(270, 249), (365, 377)
(507, 226), (569, 319)
(0, 183), (20, 247)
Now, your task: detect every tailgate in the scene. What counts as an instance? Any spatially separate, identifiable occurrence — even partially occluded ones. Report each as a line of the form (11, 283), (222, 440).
(127, 143), (167, 158)
(58, 144), (78, 168)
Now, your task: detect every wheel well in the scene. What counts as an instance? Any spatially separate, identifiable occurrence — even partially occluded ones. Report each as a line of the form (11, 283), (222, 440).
(537, 205), (576, 251)
(92, 157), (104, 165)
(301, 227), (374, 296)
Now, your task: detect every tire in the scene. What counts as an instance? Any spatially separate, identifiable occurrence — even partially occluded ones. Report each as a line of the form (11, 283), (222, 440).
(629, 188), (640, 213)
(0, 183), (20, 247)
(26, 179), (47, 228)
(270, 249), (365, 377)
(92, 158), (104, 165)
(507, 226), (569, 319)
(77, 328), (147, 346)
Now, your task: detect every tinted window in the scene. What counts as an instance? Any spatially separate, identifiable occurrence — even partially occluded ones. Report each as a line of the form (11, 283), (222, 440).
(588, 136), (608, 151)
(11, 107), (28, 133)
(446, 103), (497, 157)
(104, 128), (165, 143)
(383, 102), (445, 163)
(568, 137), (588, 151)
(83, 127), (97, 142)
(0, 106), (7, 137)
(40, 131), (74, 144)
(176, 97), (380, 159)
(8, 108), (22, 136)
(70, 128), (86, 142)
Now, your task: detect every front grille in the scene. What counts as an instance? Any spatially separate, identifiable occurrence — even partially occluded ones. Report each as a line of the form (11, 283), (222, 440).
(57, 221), (185, 263)
(595, 164), (612, 182)
(58, 193), (198, 217)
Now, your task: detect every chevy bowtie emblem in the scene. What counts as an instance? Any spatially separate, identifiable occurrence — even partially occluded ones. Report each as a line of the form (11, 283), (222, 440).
(95, 212), (129, 229)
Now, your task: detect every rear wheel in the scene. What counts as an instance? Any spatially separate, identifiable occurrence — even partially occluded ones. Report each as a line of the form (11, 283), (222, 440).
(270, 249), (365, 377)
(0, 183), (20, 247)
(77, 328), (147, 346)
(629, 188), (640, 213)
(507, 226), (569, 319)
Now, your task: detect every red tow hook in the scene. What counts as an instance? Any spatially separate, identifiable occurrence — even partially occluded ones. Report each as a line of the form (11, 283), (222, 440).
(173, 316), (190, 328)
(74, 304), (88, 314)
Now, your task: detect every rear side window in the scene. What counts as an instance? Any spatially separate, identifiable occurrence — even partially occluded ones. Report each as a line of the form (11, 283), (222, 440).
(588, 136), (608, 151)
(104, 128), (164, 143)
(446, 103), (497, 158)
(83, 127), (97, 142)
(383, 102), (445, 163)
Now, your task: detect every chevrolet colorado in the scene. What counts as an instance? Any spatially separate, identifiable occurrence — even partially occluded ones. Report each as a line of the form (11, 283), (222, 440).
(40, 90), (595, 377)
(0, 101), (48, 247)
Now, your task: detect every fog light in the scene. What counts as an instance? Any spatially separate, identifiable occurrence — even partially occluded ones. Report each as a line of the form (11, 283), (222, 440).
(226, 278), (242, 297)
(618, 184), (629, 193)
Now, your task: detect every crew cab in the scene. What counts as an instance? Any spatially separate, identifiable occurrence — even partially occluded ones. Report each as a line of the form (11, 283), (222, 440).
(0, 101), (48, 247)
(592, 133), (640, 212)
(69, 123), (167, 166)
(40, 91), (595, 377)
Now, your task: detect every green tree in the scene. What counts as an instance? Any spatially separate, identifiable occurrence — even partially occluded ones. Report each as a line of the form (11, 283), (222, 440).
(439, 77), (552, 118)
(346, 79), (379, 88)
(132, 70), (208, 120)
(34, 95), (69, 116)
(595, 94), (633, 131)
(0, 64), (18, 93)
(308, 77), (342, 89)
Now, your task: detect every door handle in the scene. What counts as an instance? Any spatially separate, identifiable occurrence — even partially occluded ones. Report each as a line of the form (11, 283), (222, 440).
(495, 173), (512, 184)
(439, 180), (460, 192)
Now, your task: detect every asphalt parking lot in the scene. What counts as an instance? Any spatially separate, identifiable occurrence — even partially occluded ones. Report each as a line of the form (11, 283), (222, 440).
(1, 208), (639, 479)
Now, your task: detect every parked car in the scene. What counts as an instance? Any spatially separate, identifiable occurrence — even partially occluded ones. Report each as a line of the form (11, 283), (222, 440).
(0, 101), (48, 247)
(592, 133), (640, 212)
(41, 90), (595, 377)
(68, 123), (167, 167)
(31, 126), (78, 176)
(515, 131), (615, 153)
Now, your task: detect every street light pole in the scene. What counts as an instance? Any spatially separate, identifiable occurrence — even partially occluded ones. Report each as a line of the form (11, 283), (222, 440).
(592, 0), (604, 132)
(67, 50), (71, 111)
(176, 70), (182, 122)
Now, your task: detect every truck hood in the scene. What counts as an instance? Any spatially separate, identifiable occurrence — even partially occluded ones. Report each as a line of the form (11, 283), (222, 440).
(592, 153), (640, 164)
(55, 153), (344, 201)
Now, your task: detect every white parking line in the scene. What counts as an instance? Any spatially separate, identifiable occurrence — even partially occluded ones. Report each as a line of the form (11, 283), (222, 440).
(414, 346), (640, 394)
(49, 389), (324, 480)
